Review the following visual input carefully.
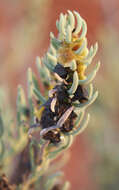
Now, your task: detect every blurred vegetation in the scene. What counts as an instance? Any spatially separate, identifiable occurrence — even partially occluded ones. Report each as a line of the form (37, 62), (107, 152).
(0, 9), (100, 190)
(0, 0), (119, 189)
(88, 29), (119, 190)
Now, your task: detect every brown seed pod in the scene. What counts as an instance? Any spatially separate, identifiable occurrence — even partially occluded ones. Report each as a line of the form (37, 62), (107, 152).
(40, 84), (78, 143)
(0, 174), (16, 190)
(54, 63), (68, 79)
(43, 130), (61, 144)
(72, 85), (88, 103)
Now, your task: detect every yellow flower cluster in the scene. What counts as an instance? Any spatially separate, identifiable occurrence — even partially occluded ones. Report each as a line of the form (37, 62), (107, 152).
(58, 36), (88, 80)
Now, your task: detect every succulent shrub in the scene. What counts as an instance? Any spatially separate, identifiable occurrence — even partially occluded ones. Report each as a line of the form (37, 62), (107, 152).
(0, 10), (100, 190)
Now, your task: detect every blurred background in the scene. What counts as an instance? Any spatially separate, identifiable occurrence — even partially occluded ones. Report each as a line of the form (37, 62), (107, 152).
(0, 0), (119, 189)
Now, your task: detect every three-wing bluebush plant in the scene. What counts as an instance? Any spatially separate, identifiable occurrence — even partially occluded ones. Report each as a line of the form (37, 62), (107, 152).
(0, 10), (100, 190)
(27, 10), (100, 147)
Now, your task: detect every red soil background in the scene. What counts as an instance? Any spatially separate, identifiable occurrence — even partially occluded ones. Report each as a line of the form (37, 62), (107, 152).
(0, 0), (119, 189)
